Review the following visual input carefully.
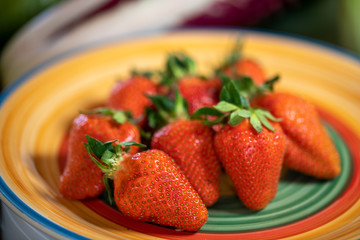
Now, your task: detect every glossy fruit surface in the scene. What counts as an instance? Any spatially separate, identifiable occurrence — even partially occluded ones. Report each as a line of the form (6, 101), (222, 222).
(178, 77), (221, 114)
(254, 92), (341, 179)
(59, 114), (140, 199)
(151, 119), (221, 206)
(107, 76), (158, 125)
(223, 59), (266, 85)
(214, 119), (286, 210)
(113, 149), (208, 231)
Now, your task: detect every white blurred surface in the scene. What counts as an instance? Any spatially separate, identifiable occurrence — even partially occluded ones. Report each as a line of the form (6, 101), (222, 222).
(2, 202), (54, 240)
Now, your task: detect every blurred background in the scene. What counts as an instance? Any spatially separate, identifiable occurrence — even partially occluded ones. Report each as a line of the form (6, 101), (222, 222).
(0, 0), (358, 89)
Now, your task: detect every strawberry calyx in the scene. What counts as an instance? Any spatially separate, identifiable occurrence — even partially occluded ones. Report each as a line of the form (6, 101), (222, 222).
(80, 107), (133, 124)
(146, 89), (189, 130)
(84, 135), (146, 204)
(192, 77), (281, 133)
(220, 73), (279, 100)
(159, 52), (197, 87)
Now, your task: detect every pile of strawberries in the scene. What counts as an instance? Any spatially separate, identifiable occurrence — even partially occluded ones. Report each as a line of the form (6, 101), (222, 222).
(59, 43), (341, 232)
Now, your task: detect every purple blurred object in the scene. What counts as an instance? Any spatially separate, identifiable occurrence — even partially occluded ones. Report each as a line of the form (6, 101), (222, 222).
(182, 0), (292, 26)
(52, 0), (296, 38)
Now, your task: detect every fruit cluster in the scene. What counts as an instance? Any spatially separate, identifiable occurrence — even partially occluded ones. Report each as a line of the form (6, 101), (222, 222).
(59, 42), (341, 232)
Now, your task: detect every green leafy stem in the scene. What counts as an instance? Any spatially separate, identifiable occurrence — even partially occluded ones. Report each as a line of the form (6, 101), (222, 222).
(192, 75), (281, 133)
(84, 135), (146, 204)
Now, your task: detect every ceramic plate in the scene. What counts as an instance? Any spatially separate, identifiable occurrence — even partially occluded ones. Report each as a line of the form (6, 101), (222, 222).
(1, 29), (360, 239)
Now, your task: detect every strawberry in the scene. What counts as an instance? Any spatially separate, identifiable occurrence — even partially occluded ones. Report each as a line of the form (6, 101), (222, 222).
(160, 53), (221, 114)
(107, 74), (158, 126)
(193, 79), (286, 210)
(85, 136), (208, 231)
(59, 108), (140, 200)
(178, 76), (221, 114)
(151, 119), (220, 206)
(214, 119), (286, 210)
(223, 59), (266, 86)
(217, 40), (266, 85)
(148, 91), (221, 206)
(253, 92), (341, 179)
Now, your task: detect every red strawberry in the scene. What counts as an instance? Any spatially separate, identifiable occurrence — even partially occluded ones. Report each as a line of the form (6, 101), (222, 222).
(253, 92), (341, 179)
(193, 79), (286, 210)
(178, 77), (221, 114)
(85, 136), (208, 231)
(223, 59), (266, 86)
(216, 41), (266, 85)
(107, 75), (158, 126)
(160, 53), (221, 114)
(214, 119), (286, 210)
(59, 109), (140, 200)
(148, 91), (221, 206)
(151, 119), (221, 206)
